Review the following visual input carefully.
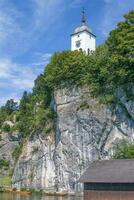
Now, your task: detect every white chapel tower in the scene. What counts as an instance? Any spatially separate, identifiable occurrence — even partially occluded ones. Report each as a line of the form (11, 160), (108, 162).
(71, 10), (96, 54)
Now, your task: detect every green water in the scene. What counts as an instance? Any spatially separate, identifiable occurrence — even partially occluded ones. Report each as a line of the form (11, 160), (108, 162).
(0, 193), (83, 200)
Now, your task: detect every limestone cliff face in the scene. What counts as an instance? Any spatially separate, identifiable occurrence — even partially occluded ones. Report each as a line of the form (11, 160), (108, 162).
(12, 86), (134, 192)
(0, 121), (19, 176)
(12, 132), (55, 190)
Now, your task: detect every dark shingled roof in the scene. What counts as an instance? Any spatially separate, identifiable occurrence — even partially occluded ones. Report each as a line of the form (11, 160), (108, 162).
(79, 160), (134, 183)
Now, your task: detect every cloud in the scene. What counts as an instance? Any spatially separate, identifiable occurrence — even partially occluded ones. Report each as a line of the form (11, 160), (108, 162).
(0, 59), (35, 88)
(0, 53), (51, 86)
(99, 0), (134, 37)
(0, 1), (26, 55)
(0, 93), (20, 106)
(0, 0), (86, 58)
(0, 59), (13, 79)
(0, 0), (65, 58)
(0, 53), (51, 105)
(33, 0), (63, 28)
(0, 0), (60, 105)
(31, 53), (52, 66)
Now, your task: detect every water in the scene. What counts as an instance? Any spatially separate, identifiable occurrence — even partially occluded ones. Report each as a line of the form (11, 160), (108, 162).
(0, 193), (83, 200)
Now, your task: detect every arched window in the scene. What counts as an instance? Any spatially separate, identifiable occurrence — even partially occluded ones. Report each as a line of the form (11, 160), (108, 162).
(79, 48), (82, 52)
(76, 40), (81, 48)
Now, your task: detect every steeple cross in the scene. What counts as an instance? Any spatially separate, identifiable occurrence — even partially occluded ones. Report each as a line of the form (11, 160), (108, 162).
(82, 7), (86, 25)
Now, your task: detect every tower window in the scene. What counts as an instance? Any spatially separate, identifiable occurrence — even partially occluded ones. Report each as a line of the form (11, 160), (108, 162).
(76, 40), (81, 48)
(78, 35), (80, 37)
(88, 48), (90, 55)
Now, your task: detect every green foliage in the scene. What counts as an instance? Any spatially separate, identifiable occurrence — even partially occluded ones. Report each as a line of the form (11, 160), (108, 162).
(12, 144), (23, 162)
(16, 88), (54, 138)
(0, 176), (11, 187)
(112, 140), (134, 159)
(34, 108), (55, 131)
(99, 94), (117, 104)
(0, 99), (17, 128)
(9, 168), (14, 177)
(0, 159), (10, 170)
(44, 10), (134, 103)
(2, 123), (11, 133)
(32, 145), (39, 154)
(106, 10), (134, 57)
(106, 10), (134, 84)
(4, 99), (18, 115)
(45, 50), (88, 89)
(43, 127), (52, 135)
(33, 74), (52, 106)
(0, 11), (133, 168)
(79, 101), (90, 110)
(0, 107), (8, 128)
(16, 91), (35, 138)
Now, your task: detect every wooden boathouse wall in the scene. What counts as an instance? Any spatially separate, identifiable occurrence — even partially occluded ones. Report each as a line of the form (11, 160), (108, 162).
(84, 183), (134, 200)
(84, 190), (134, 200)
(79, 160), (134, 200)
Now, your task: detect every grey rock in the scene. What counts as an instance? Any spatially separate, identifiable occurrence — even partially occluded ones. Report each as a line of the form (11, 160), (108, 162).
(0, 129), (18, 176)
(12, 86), (134, 192)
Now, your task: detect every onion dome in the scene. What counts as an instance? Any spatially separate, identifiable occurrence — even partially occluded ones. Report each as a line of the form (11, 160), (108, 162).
(73, 9), (92, 34)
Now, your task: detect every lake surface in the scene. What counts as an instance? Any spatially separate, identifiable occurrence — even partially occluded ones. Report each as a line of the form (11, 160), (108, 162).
(0, 193), (83, 200)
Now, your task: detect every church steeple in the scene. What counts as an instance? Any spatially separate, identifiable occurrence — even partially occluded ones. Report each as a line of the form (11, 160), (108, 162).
(71, 9), (96, 54)
(81, 8), (86, 25)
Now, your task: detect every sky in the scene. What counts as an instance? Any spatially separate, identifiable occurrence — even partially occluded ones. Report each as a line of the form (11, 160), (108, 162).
(0, 0), (134, 105)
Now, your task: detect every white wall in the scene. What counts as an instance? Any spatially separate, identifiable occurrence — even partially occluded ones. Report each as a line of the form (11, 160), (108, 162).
(71, 31), (96, 54)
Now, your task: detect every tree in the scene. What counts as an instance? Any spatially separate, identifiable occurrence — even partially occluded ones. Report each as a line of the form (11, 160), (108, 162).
(33, 74), (52, 106)
(82, 10), (134, 102)
(112, 140), (134, 159)
(45, 50), (88, 89)
(106, 10), (134, 84)
(19, 91), (30, 112)
(5, 99), (18, 115)
(0, 100), (18, 127)
(106, 10), (134, 57)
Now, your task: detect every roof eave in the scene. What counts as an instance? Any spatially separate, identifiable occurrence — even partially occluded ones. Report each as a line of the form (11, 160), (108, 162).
(79, 181), (134, 184)
(71, 30), (96, 38)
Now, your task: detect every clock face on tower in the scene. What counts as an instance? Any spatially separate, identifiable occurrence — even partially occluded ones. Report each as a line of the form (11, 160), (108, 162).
(76, 40), (81, 48)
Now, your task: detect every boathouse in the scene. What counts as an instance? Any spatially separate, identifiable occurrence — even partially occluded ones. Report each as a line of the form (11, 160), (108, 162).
(80, 160), (134, 200)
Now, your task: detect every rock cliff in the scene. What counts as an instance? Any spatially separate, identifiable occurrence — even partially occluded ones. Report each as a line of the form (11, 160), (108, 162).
(0, 121), (19, 177)
(12, 86), (134, 192)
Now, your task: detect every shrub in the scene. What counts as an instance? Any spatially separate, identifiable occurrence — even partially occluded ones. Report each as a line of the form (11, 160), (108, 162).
(44, 127), (52, 135)
(12, 144), (23, 162)
(0, 176), (11, 187)
(2, 124), (11, 133)
(112, 140), (134, 159)
(32, 145), (39, 154)
(0, 159), (10, 170)
(79, 101), (90, 110)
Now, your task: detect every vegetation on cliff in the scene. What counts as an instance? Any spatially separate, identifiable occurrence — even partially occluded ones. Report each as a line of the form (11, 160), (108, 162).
(45, 10), (134, 103)
(0, 10), (133, 163)
(113, 140), (134, 159)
